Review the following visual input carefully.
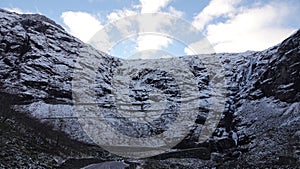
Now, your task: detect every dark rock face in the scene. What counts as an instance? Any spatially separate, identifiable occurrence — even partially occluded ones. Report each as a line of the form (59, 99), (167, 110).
(0, 9), (78, 103)
(259, 30), (300, 103)
(0, 9), (299, 168)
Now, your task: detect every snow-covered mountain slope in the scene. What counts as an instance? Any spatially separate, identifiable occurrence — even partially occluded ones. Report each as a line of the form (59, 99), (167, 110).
(0, 9), (299, 168)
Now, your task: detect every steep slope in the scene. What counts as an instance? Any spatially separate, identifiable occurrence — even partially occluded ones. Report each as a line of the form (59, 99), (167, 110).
(0, 9), (299, 168)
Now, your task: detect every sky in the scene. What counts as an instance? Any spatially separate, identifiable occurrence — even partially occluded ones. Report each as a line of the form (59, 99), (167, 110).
(1, 0), (300, 58)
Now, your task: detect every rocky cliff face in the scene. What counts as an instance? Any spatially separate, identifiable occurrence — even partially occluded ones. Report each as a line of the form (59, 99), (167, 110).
(0, 9), (299, 168)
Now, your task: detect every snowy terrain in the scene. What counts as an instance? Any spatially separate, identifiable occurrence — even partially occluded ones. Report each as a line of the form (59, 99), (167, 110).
(0, 9), (299, 168)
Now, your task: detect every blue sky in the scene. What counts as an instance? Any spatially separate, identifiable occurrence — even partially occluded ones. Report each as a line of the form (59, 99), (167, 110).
(0, 0), (210, 25)
(1, 0), (300, 58)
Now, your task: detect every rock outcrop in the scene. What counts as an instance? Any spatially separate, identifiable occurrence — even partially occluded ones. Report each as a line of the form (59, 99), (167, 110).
(0, 9), (299, 168)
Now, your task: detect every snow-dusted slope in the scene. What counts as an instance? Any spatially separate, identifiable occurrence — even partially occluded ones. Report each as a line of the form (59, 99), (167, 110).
(0, 9), (299, 168)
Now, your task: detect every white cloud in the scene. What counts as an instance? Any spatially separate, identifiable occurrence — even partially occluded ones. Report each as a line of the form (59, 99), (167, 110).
(61, 11), (103, 42)
(192, 0), (241, 30)
(168, 6), (184, 17)
(107, 9), (137, 22)
(136, 34), (172, 52)
(94, 0), (179, 55)
(60, 0), (188, 57)
(5, 7), (23, 14)
(132, 0), (181, 54)
(184, 38), (215, 55)
(187, 0), (299, 54)
(139, 0), (172, 13)
(205, 2), (296, 53)
(4, 7), (34, 14)
(184, 47), (194, 56)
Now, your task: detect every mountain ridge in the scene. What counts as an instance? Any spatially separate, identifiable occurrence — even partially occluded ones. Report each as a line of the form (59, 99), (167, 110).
(0, 9), (299, 168)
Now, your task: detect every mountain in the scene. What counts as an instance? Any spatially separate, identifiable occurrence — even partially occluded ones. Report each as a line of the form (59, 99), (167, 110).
(0, 9), (299, 168)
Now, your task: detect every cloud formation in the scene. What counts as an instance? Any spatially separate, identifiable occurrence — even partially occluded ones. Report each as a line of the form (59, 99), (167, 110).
(106, 9), (137, 22)
(61, 0), (181, 56)
(192, 0), (241, 30)
(134, 0), (175, 53)
(60, 0), (299, 55)
(139, 0), (171, 13)
(189, 0), (299, 53)
(205, 2), (296, 53)
(61, 11), (103, 42)
(4, 7), (34, 14)
(136, 35), (173, 52)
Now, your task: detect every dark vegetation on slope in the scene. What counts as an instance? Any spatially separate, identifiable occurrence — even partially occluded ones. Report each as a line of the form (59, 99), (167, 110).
(0, 93), (118, 168)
